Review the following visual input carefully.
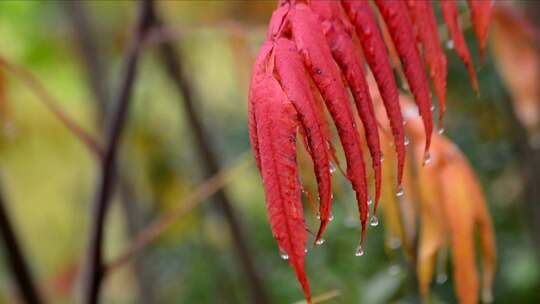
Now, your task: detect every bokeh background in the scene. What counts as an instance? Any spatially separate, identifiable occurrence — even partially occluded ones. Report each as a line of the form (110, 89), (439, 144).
(0, 0), (539, 303)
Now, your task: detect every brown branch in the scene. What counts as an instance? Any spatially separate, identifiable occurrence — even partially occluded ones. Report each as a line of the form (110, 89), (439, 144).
(0, 181), (44, 304)
(105, 152), (250, 273)
(0, 56), (103, 160)
(81, 1), (154, 303)
(146, 6), (270, 303)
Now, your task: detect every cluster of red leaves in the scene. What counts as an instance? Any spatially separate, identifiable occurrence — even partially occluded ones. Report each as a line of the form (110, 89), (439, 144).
(248, 0), (492, 301)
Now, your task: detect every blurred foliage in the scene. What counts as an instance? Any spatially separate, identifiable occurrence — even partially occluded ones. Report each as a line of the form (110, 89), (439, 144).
(0, 1), (538, 303)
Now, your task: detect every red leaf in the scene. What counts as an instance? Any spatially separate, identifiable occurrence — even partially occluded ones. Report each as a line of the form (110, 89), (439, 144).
(467, 0), (493, 63)
(375, 0), (434, 159)
(310, 0), (383, 213)
(342, 0), (406, 189)
(292, 3), (370, 243)
(274, 37), (333, 241)
(440, 0), (479, 93)
(251, 51), (311, 301)
(248, 42), (274, 170)
(407, 0), (448, 128)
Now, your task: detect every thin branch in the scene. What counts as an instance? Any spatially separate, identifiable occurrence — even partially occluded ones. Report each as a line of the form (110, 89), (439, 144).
(147, 6), (270, 303)
(105, 152), (251, 273)
(81, 1), (154, 303)
(0, 56), (103, 159)
(0, 181), (44, 304)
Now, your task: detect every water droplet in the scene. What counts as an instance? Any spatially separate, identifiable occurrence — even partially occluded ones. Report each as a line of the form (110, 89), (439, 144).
(280, 251), (289, 260)
(438, 128), (445, 135)
(446, 39), (454, 50)
(329, 214), (335, 221)
(316, 212), (321, 220)
(482, 288), (494, 303)
(388, 264), (401, 276)
(423, 152), (432, 165)
(380, 153), (385, 162)
(316, 238), (325, 246)
(430, 105), (435, 112)
(388, 237), (402, 249)
(436, 272), (448, 284)
(370, 215), (379, 227)
(396, 185), (405, 197)
(315, 68), (322, 75)
(329, 161), (336, 174)
(404, 136), (410, 146)
(304, 248), (308, 253)
(355, 245), (364, 256)
(367, 197), (373, 206)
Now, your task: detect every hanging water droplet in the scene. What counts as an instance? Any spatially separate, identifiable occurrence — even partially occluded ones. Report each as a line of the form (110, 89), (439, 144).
(396, 185), (405, 197)
(438, 128), (445, 135)
(367, 197), (373, 206)
(316, 212), (321, 220)
(329, 214), (335, 221)
(355, 245), (365, 257)
(329, 161), (336, 174)
(380, 153), (385, 162)
(280, 251), (289, 260)
(316, 238), (325, 246)
(404, 136), (410, 146)
(304, 248), (308, 254)
(370, 215), (379, 227)
(481, 288), (494, 303)
(423, 152), (432, 165)
(430, 105), (435, 112)
(446, 39), (454, 50)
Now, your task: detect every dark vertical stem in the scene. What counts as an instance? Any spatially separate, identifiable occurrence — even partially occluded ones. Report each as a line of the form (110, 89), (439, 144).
(63, 1), (156, 302)
(81, 1), (153, 303)
(0, 184), (44, 304)
(146, 8), (270, 304)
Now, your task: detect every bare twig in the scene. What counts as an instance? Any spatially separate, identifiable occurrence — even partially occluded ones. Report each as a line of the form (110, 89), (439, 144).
(0, 181), (44, 304)
(147, 6), (270, 303)
(81, 1), (154, 303)
(106, 152), (251, 273)
(0, 56), (103, 159)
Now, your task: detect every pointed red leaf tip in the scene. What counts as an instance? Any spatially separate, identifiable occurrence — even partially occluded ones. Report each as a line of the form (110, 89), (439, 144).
(407, 0), (448, 129)
(440, 0), (479, 94)
(274, 37), (333, 242)
(374, 0), (433, 159)
(310, 1), (383, 214)
(291, 3), (370, 244)
(467, 0), (493, 64)
(250, 46), (311, 302)
(342, 0), (406, 188)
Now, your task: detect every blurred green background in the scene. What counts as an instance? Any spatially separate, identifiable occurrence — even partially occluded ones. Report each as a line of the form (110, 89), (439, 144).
(0, 0), (538, 303)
